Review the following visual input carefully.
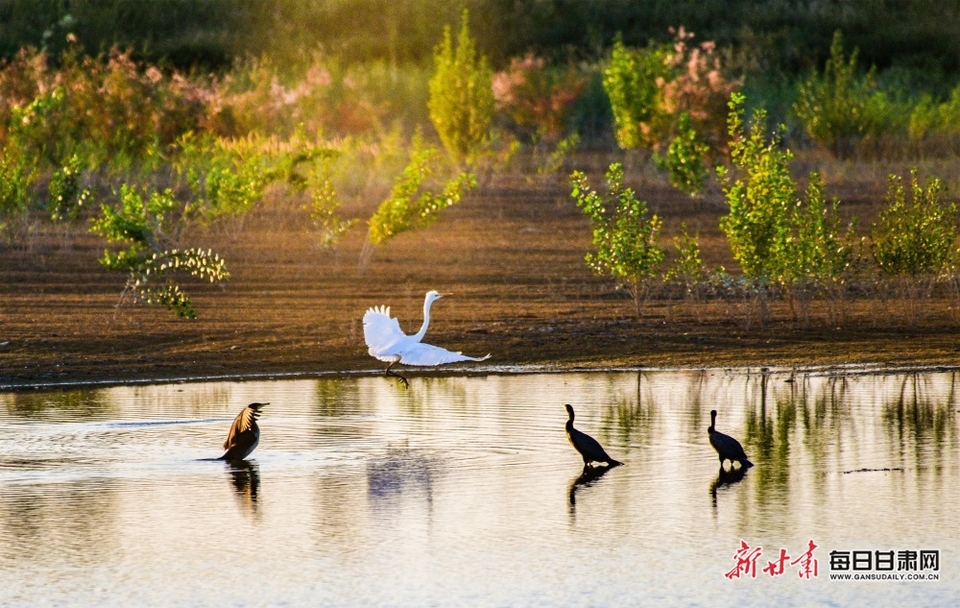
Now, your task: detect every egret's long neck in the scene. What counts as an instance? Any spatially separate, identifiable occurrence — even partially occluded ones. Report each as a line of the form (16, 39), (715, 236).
(413, 297), (434, 342)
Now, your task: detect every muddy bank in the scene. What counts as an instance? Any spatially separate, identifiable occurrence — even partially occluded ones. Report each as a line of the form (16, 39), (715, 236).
(4, 171), (960, 391)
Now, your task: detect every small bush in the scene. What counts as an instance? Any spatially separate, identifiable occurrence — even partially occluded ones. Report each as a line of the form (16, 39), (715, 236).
(571, 162), (666, 317)
(492, 53), (586, 143)
(872, 170), (957, 278)
(48, 154), (91, 223)
(604, 28), (739, 193)
(718, 93), (857, 327)
(603, 37), (671, 151)
(0, 139), (36, 243)
(367, 142), (477, 246)
(304, 163), (357, 249)
(91, 184), (229, 318)
(428, 9), (495, 164)
(653, 112), (709, 195)
(717, 93), (795, 285)
(793, 30), (880, 159)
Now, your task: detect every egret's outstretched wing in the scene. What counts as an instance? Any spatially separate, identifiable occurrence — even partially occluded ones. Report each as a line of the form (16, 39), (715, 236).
(363, 305), (406, 355)
(399, 342), (491, 366)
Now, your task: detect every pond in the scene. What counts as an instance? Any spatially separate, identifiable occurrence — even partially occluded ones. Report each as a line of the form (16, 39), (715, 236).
(0, 369), (957, 606)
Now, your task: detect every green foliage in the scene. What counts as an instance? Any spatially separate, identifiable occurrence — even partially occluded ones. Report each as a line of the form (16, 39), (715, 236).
(720, 94), (857, 289)
(0, 43), (212, 175)
(428, 9), (495, 164)
(173, 133), (273, 222)
(789, 173), (856, 286)
(173, 131), (337, 224)
(90, 184), (229, 318)
(367, 144), (477, 246)
(665, 223), (704, 285)
(604, 29), (738, 194)
(653, 113), (709, 196)
(907, 85), (960, 151)
(603, 37), (671, 151)
(717, 93), (796, 284)
(537, 133), (580, 175)
(793, 30), (880, 159)
(872, 170), (957, 277)
(0, 139), (37, 241)
(48, 154), (91, 223)
(307, 168), (357, 248)
(571, 162), (666, 316)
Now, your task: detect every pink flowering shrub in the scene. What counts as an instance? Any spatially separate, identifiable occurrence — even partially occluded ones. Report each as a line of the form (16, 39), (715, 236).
(605, 27), (739, 157)
(492, 53), (585, 142)
(0, 40), (213, 169)
(659, 27), (740, 156)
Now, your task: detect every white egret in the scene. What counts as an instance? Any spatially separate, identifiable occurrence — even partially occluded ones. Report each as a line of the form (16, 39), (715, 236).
(564, 404), (623, 469)
(219, 402), (267, 461)
(363, 290), (490, 386)
(708, 409), (753, 469)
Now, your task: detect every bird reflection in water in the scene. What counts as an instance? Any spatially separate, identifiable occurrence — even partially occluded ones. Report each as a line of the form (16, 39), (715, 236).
(367, 442), (437, 513)
(225, 460), (261, 517)
(568, 464), (614, 507)
(709, 465), (748, 510)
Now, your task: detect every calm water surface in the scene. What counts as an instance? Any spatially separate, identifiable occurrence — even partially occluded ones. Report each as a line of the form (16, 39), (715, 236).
(1, 370), (957, 606)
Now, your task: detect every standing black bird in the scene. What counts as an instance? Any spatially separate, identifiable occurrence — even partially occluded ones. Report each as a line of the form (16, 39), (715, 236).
(220, 402), (268, 461)
(707, 409), (753, 469)
(564, 404), (623, 469)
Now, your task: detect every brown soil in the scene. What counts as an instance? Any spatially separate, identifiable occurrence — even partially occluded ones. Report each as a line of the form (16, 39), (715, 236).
(4, 163), (960, 390)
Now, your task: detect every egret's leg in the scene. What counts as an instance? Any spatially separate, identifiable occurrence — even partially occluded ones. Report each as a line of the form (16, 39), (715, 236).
(384, 361), (409, 388)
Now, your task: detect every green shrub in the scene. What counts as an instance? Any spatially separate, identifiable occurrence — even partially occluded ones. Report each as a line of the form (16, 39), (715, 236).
(789, 173), (856, 287)
(367, 143), (477, 246)
(872, 170), (957, 278)
(665, 223), (707, 316)
(305, 166), (357, 249)
(48, 154), (91, 223)
(91, 184), (229, 318)
(653, 112), (709, 195)
(571, 162), (666, 317)
(173, 133), (273, 222)
(604, 29), (738, 193)
(537, 133), (580, 175)
(427, 9), (495, 164)
(793, 30), (879, 158)
(603, 37), (671, 151)
(0, 138), (37, 243)
(718, 93), (858, 326)
(717, 93), (795, 285)
(907, 85), (960, 152)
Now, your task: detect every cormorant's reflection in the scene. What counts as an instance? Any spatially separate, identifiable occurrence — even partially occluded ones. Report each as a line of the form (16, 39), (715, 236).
(366, 444), (436, 511)
(225, 460), (261, 517)
(709, 465), (747, 509)
(568, 464), (614, 507)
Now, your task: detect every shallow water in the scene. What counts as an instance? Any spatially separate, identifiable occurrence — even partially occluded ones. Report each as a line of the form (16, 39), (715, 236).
(1, 369), (957, 606)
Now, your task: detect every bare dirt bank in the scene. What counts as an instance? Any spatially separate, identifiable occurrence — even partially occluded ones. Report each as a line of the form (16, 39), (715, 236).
(4, 169), (960, 391)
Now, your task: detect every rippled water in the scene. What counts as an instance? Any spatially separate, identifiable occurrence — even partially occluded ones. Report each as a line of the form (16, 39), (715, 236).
(1, 370), (957, 606)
